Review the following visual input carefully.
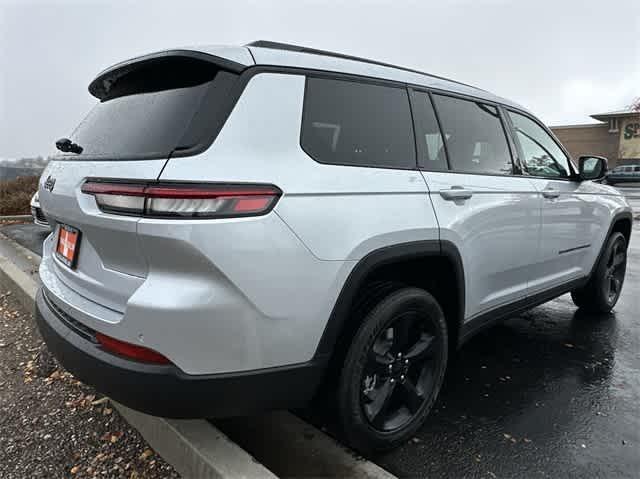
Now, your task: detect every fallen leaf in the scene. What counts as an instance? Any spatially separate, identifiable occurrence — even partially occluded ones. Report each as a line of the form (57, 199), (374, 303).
(140, 449), (153, 460)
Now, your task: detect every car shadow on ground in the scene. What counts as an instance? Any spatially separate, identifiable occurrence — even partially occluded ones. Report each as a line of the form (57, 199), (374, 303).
(305, 295), (631, 477)
(372, 298), (631, 477)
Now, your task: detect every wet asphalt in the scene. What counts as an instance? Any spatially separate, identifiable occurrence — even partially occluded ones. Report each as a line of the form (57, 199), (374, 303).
(2, 221), (639, 478)
(374, 253), (640, 478)
(0, 222), (48, 257)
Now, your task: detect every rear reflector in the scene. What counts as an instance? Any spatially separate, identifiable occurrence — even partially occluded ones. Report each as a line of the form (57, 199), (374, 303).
(95, 332), (171, 364)
(81, 181), (281, 218)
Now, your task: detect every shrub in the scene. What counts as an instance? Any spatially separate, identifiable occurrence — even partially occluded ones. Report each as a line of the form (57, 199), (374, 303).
(0, 176), (39, 216)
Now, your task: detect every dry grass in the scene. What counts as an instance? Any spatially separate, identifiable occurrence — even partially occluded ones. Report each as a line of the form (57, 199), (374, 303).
(0, 176), (39, 216)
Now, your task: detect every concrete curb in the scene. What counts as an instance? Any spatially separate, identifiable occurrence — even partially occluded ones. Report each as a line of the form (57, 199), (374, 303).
(0, 215), (32, 222)
(0, 254), (38, 313)
(218, 411), (398, 479)
(0, 236), (277, 479)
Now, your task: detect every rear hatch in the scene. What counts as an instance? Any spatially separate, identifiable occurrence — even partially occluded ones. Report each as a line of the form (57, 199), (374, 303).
(39, 50), (244, 311)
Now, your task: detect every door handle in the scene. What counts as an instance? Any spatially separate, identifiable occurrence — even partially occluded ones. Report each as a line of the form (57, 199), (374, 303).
(440, 186), (473, 201)
(542, 188), (560, 199)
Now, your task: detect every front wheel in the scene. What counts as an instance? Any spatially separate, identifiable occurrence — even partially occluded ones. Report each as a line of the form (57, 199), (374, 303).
(571, 232), (627, 313)
(336, 287), (448, 453)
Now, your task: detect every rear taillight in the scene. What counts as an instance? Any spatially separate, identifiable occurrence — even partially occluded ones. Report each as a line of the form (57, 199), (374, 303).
(95, 332), (171, 364)
(81, 181), (281, 218)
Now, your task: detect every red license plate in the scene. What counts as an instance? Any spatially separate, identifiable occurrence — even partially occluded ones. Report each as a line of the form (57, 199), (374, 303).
(55, 224), (81, 269)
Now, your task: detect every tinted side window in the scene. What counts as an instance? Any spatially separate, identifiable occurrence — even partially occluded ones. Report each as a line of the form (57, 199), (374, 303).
(432, 95), (513, 175)
(301, 77), (415, 169)
(508, 111), (571, 178)
(410, 91), (447, 171)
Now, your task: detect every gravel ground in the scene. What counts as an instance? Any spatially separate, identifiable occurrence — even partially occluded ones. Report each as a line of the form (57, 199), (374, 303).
(0, 290), (180, 479)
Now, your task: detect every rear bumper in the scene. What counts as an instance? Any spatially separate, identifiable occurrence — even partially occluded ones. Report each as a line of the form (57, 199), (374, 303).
(36, 287), (325, 418)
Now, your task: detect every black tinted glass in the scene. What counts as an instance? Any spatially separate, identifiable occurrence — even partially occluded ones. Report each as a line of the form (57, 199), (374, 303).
(67, 59), (237, 160)
(433, 95), (512, 175)
(410, 91), (447, 171)
(301, 77), (415, 169)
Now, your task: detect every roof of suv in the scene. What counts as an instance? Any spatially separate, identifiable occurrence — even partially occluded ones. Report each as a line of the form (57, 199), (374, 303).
(91, 41), (526, 111)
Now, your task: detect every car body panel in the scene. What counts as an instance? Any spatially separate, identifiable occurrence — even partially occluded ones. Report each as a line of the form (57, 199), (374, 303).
(38, 159), (167, 311)
(39, 210), (350, 374)
(423, 171), (541, 319)
(159, 72), (440, 262)
(525, 178), (626, 294)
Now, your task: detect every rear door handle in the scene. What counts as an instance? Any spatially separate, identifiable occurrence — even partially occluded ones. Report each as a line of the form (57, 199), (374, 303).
(440, 186), (473, 201)
(542, 188), (560, 199)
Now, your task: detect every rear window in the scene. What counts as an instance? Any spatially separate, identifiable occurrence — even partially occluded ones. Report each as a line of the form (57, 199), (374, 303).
(64, 56), (238, 160)
(301, 77), (415, 169)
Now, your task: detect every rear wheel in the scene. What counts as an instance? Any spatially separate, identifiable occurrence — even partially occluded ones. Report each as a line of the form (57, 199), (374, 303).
(337, 287), (448, 453)
(571, 232), (627, 313)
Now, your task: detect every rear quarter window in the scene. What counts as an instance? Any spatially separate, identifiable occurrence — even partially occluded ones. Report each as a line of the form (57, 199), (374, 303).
(301, 77), (416, 169)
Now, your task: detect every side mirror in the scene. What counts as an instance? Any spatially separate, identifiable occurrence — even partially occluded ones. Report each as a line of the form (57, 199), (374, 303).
(578, 155), (608, 181)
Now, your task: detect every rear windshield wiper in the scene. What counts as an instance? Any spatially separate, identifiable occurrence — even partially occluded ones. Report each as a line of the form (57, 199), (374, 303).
(55, 137), (83, 154)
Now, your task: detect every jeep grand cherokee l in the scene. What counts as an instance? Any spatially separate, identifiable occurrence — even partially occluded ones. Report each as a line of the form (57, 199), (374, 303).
(35, 41), (632, 452)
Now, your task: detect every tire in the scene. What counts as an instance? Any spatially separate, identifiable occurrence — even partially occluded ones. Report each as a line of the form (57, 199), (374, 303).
(337, 287), (448, 453)
(571, 232), (627, 313)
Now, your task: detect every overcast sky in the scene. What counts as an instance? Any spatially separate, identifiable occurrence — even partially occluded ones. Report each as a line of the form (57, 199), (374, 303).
(1, 0), (638, 159)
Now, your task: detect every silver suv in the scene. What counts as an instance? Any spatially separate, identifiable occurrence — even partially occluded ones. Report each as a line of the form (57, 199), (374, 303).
(36, 41), (632, 452)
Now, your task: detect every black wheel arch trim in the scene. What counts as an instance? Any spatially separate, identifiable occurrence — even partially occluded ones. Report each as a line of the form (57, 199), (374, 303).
(588, 211), (632, 279)
(313, 239), (465, 358)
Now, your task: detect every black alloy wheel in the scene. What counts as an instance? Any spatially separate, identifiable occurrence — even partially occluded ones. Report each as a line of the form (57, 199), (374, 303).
(337, 287), (448, 453)
(603, 235), (626, 305)
(571, 232), (627, 313)
(361, 310), (443, 431)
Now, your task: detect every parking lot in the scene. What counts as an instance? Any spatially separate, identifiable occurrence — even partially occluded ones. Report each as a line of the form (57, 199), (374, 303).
(1, 189), (639, 478)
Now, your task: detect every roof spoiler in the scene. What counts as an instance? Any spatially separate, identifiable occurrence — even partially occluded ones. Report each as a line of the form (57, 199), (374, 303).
(88, 49), (247, 100)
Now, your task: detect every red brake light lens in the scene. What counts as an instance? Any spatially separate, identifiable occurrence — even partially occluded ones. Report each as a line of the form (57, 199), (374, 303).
(81, 181), (281, 218)
(95, 332), (171, 365)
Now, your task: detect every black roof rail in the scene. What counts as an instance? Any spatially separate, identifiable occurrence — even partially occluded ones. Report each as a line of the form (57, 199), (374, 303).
(246, 40), (483, 91)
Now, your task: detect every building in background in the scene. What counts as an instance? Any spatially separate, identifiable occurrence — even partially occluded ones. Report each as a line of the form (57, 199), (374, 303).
(551, 108), (640, 169)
